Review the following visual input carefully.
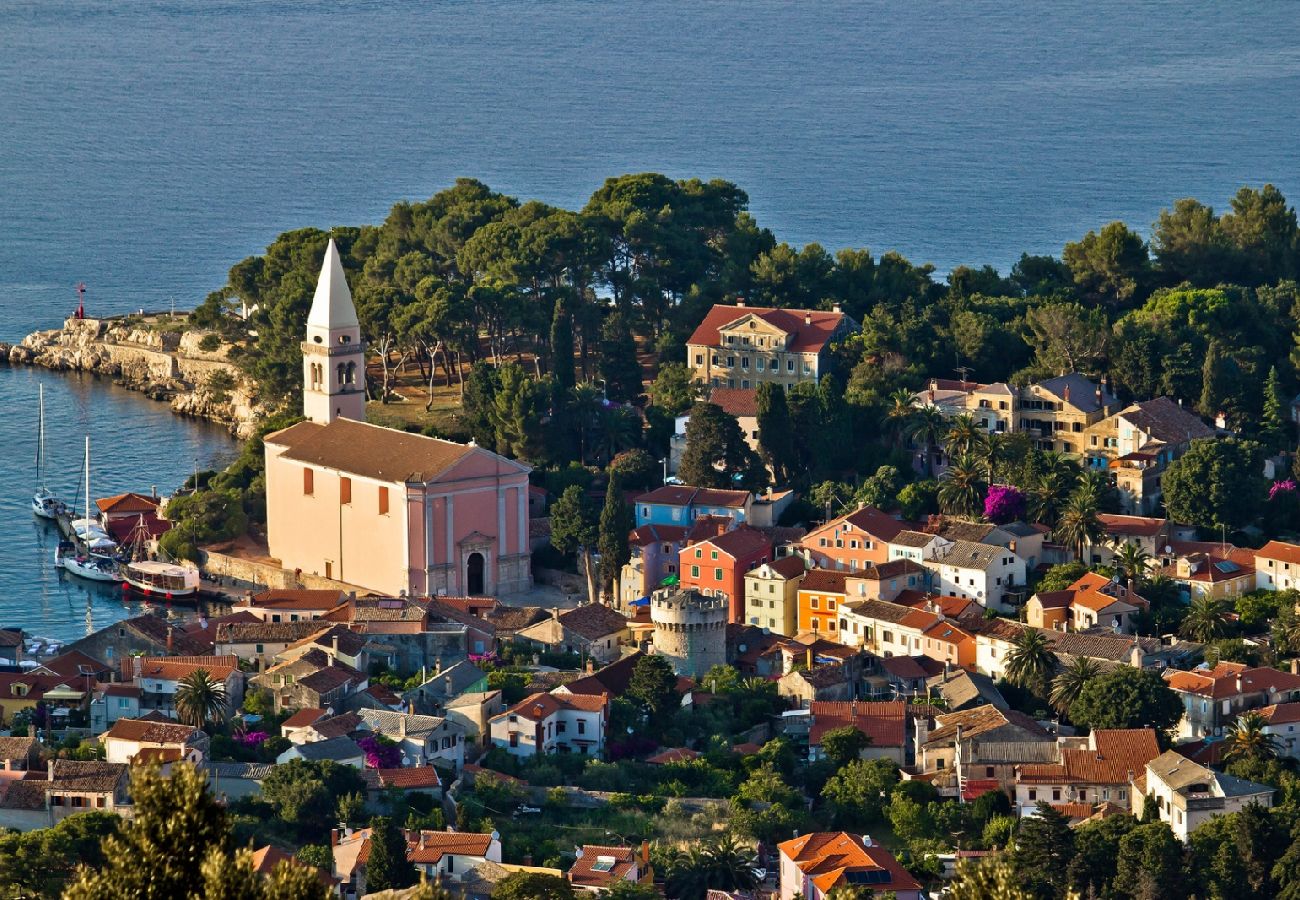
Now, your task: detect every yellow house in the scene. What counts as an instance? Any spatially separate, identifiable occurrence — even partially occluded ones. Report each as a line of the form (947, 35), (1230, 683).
(685, 301), (855, 391)
(743, 556), (807, 635)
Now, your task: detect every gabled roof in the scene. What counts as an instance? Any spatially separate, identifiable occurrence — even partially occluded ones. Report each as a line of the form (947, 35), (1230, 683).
(809, 701), (906, 748)
(841, 598), (916, 626)
(290, 736), (364, 762)
(1257, 541), (1300, 566)
(245, 589), (347, 610)
(777, 832), (920, 895)
(35, 650), (111, 679)
(637, 485), (751, 509)
(1097, 514), (1166, 538)
(557, 604), (631, 641)
(50, 760), (129, 794)
(1034, 373), (1115, 414)
(1120, 396), (1216, 444)
(367, 767), (442, 790)
(628, 524), (690, 547)
(285, 624), (367, 657)
(1164, 662), (1300, 699)
(1257, 702), (1300, 726)
(0, 736), (38, 760)
(930, 539), (1012, 572)
(95, 492), (160, 515)
(561, 651), (644, 698)
(687, 303), (850, 353)
(799, 569), (848, 595)
(496, 691), (606, 722)
(130, 655), (240, 683)
(1019, 729), (1159, 785)
(568, 845), (637, 888)
(646, 748), (701, 765)
(357, 709), (449, 741)
(281, 708), (328, 729)
(693, 525), (772, 560)
(271, 418), (524, 485)
(104, 718), (202, 745)
(803, 505), (911, 544)
(217, 620), (327, 644)
(707, 386), (759, 418)
(925, 704), (1050, 744)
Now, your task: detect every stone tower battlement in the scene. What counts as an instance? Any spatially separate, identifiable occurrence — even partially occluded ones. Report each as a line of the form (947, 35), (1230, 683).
(650, 587), (727, 677)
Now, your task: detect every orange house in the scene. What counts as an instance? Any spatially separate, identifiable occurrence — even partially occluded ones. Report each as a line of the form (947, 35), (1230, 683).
(797, 570), (849, 637)
(679, 526), (773, 623)
(921, 619), (977, 669)
(798, 506), (908, 571)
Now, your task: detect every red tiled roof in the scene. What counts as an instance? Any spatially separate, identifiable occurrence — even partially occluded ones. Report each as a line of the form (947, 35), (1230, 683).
(568, 844), (637, 888)
(695, 525), (772, 560)
(764, 555), (809, 579)
(707, 386), (759, 418)
(638, 485), (751, 509)
(923, 619), (974, 645)
(104, 718), (201, 745)
(1258, 702), (1300, 726)
(373, 767), (441, 789)
(1258, 541), (1300, 566)
(498, 691), (607, 722)
(96, 492), (160, 515)
(646, 748), (701, 765)
(803, 505), (911, 545)
(281, 708), (328, 729)
(1097, 514), (1166, 537)
(809, 701), (906, 749)
(799, 569), (848, 595)
(628, 524), (690, 547)
(880, 656), (931, 680)
(778, 832), (920, 895)
(687, 304), (849, 354)
(128, 656), (239, 683)
(1018, 729), (1158, 785)
(246, 589), (347, 609)
(1164, 663), (1300, 699)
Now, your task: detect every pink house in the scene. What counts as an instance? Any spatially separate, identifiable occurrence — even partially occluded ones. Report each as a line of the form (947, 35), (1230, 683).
(263, 240), (532, 599)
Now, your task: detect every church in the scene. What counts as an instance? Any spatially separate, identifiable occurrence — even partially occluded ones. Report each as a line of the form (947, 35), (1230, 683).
(263, 239), (532, 598)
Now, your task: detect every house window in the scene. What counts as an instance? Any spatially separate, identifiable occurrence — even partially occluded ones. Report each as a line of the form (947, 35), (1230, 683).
(509, 732), (519, 747)
(379, 486), (389, 515)
(691, 566), (699, 578)
(810, 598), (819, 609)
(340, 476), (351, 504)
(714, 568), (723, 581)
(711, 551), (719, 560)
(557, 721), (567, 733)
(1052, 789), (1061, 801)
(985, 767), (995, 777)
(303, 468), (314, 495)
(577, 720), (586, 735)
(1029, 789), (1037, 801)
(936, 759), (945, 769)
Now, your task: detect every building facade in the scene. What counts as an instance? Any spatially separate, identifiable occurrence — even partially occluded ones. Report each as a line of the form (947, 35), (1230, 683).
(686, 302), (857, 391)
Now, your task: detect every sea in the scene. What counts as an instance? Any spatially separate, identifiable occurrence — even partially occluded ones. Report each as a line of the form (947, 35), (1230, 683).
(1, 0), (1298, 640)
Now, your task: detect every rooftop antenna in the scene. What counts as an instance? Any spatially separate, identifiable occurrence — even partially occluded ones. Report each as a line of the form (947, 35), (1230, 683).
(953, 364), (973, 384)
(75, 282), (86, 320)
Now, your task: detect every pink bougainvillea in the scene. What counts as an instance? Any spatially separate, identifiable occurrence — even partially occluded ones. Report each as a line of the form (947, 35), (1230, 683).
(357, 734), (403, 769)
(235, 730), (269, 746)
(1270, 479), (1296, 501)
(984, 484), (1026, 524)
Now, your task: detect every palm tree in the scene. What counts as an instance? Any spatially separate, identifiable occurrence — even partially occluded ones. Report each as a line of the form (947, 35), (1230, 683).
(663, 834), (758, 900)
(938, 454), (987, 519)
(1003, 628), (1057, 696)
(1054, 490), (1103, 561)
(1179, 595), (1233, 642)
(568, 382), (603, 464)
(1025, 452), (1081, 526)
(884, 388), (916, 450)
(1223, 711), (1280, 763)
(907, 406), (948, 477)
(595, 406), (641, 463)
(975, 431), (1006, 484)
(943, 413), (981, 459)
(1112, 542), (1153, 588)
(1049, 656), (1103, 715)
(174, 669), (228, 728)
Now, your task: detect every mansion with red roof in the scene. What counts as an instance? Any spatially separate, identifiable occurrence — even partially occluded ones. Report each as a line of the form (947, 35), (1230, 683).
(686, 301), (857, 391)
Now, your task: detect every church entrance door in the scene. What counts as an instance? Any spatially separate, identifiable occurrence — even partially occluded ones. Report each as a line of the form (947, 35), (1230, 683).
(466, 552), (485, 595)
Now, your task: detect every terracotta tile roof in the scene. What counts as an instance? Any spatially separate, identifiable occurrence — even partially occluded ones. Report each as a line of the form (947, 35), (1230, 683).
(286, 624), (368, 657)
(96, 492), (160, 515)
(1051, 802), (1098, 820)
(841, 598), (915, 625)
(0, 737), (37, 760)
(1258, 702), (1300, 726)
(891, 530), (937, 548)
(557, 604), (631, 641)
(246, 589), (348, 610)
(485, 605), (550, 634)
(298, 666), (363, 695)
(96, 683), (141, 699)
(646, 748), (701, 765)
(132, 747), (184, 764)
(369, 767), (441, 790)
(899, 608), (940, 630)
(688, 303), (850, 353)
(281, 708), (328, 729)
(0, 779), (49, 810)
(104, 718), (202, 744)
(803, 505), (912, 545)
(50, 760), (128, 794)
(777, 832), (921, 895)
(36, 650), (112, 678)
(862, 558), (928, 580)
(799, 569), (848, 595)
(880, 655), (932, 680)
(1097, 514), (1166, 537)
(1036, 373), (1116, 414)
(637, 485), (751, 509)
(498, 691), (606, 722)
(1031, 590), (1074, 610)
(696, 525), (772, 560)
(923, 619), (974, 645)
(406, 831), (495, 865)
(217, 620), (327, 644)
(1257, 541), (1300, 566)
(1019, 729), (1159, 785)
(1164, 663), (1300, 699)
(0, 628), (21, 648)
(568, 844), (637, 888)
(761, 555), (808, 579)
(562, 651), (644, 698)
(312, 712), (362, 739)
(130, 655), (239, 683)
(809, 701), (906, 748)
(925, 704), (1050, 744)
(1120, 396), (1215, 444)
(270, 418), (501, 484)
(104, 614), (211, 656)
(628, 524), (690, 547)
(707, 386), (759, 417)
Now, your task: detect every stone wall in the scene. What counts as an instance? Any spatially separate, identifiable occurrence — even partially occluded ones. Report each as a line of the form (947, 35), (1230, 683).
(200, 547), (372, 594)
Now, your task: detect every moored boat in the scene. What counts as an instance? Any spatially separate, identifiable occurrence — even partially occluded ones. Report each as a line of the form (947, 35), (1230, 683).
(56, 540), (121, 583)
(122, 560), (200, 599)
(32, 385), (63, 520)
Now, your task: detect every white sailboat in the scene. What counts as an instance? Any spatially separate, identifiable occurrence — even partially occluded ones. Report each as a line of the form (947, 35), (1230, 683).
(31, 385), (62, 520)
(61, 436), (121, 583)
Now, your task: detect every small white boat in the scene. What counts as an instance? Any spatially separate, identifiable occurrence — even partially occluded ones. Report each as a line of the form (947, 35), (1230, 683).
(123, 560), (199, 598)
(56, 541), (121, 583)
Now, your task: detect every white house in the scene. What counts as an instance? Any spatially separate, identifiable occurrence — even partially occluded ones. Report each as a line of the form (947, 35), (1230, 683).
(1257, 703), (1300, 759)
(1255, 541), (1300, 591)
(1140, 750), (1273, 841)
(488, 692), (607, 758)
(918, 538), (1026, 612)
(356, 709), (466, 771)
(102, 718), (208, 767)
(90, 684), (141, 733)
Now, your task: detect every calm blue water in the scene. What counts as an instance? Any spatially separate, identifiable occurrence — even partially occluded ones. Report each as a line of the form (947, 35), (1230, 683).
(1, 0), (1298, 637)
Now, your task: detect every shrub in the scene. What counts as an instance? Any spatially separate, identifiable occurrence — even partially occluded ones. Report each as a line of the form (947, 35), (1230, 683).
(197, 333), (223, 353)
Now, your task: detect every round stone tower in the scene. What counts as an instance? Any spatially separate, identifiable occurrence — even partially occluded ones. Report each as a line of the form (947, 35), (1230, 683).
(649, 587), (728, 677)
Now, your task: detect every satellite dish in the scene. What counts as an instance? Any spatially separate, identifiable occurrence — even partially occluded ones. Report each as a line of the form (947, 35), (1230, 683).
(491, 830), (500, 841)
(1164, 545), (1173, 555)
(575, 848), (585, 858)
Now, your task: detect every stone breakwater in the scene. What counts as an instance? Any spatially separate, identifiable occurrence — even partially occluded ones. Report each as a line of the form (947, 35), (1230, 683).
(2, 316), (267, 438)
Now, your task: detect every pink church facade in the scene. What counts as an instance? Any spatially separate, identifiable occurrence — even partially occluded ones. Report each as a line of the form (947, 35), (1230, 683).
(262, 239), (532, 598)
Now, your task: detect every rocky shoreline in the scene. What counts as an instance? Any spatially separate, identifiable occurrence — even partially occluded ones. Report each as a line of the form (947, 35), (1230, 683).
(3, 316), (268, 439)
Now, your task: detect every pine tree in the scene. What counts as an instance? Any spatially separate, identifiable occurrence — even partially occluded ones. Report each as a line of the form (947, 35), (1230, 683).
(550, 485), (600, 603)
(755, 382), (796, 484)
(597, 475), (635, 601)
(678, 402), (768, 491)
(598, 312), (642, 402)
(1262, 365), (1288, 451)
(489, 364), (548, 462)
(1014, 802), (1074, 898)
(364, 816), (417, 893)
(550, 295), (575, 393)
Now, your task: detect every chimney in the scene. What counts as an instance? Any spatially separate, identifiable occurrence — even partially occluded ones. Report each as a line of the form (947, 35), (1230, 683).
(332, 634), (340, 658)
(399, 717), (406, 738)
(151, 484), (158, 500)
(585, 658), (596, 674)
(1291, 659), (1300, 676)
(804, 313), (812, 326)
(1236, 675), (1244, 694)
(132, 656), (142, 681)
(330, 829), (340, 847)
(641, 840), (650, 867)
(47, 759), (54, 781)
(735, 297), (746, 308)
(1063, 385), (1071, 403)
(166, 629), (174, 653)
(552, 607), (560, 621)
(522, 854), (533, 866)
(408, 701), (416, 715)
(806, 648), (813, 670)
(444, 675), (452, 695)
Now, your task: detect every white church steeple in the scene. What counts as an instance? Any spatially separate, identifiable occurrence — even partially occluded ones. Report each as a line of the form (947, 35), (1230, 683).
(302, 238), (366, 424)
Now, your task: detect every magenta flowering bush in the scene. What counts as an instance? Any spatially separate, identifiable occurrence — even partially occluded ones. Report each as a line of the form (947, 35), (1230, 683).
(235, 730), (269, 746)
(358, 734), (403, 769)
(984, 484), (1026, 524)
(1270, 479), (1296, 501)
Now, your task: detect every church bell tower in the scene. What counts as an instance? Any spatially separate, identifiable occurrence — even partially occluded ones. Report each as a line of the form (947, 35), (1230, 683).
(302, 238), (366, 424)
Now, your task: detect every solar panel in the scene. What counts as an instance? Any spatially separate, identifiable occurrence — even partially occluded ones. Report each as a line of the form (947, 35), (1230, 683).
(1213, 561), (1240, 574)
(591, 858), (616, 873)
(846, 869), (890, 885)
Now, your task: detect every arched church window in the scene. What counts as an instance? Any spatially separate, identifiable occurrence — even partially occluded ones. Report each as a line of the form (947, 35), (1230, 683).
(346, 362), (357, 385)
(337, 363), (346, 385)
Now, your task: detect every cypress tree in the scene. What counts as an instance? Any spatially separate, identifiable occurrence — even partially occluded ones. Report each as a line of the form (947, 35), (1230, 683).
(364, 816), (416, 893)
(598, 312), (642, 402)
(550, 294), (575, 393)
(597, 475), (635, 601)
(1262, 365), (1288, 451)
(1200, 339), (1228, 420)
(755, 382), (796, 484)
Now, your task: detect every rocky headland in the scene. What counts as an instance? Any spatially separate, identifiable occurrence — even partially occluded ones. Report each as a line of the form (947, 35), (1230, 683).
(3, 316), (267, 439)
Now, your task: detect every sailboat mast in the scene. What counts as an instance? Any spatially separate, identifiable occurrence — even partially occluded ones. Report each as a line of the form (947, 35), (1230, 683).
(36, 384), (45, 487)
(84, 435), (91, 523)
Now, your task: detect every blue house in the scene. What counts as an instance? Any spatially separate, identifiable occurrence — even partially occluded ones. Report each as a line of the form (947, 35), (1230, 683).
(633, 485), (753, 527)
